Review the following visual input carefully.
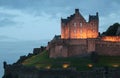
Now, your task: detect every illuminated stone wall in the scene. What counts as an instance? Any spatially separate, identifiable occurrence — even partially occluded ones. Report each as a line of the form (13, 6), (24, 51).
(61, 9), (99, 39)
(102, 36), (120, 42)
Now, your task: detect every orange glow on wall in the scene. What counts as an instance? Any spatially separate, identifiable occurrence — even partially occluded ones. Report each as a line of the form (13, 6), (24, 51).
(61, 27), (98, 39)
(102, 36), (120, 42)
(61, 9), (98, 39)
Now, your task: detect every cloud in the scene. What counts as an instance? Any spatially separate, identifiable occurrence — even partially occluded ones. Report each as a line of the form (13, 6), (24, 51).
(0, 6), (60, 40)
(0, 35), (19, 41)
(0, 0), (120, 40)
(0, 12), (16, 18)
(0, 7), (19, 27)
(0, 7), (30, 27)
(0, 18), (16, 27)
(0, 0), (120, 18)
(99, 10), (120, 33)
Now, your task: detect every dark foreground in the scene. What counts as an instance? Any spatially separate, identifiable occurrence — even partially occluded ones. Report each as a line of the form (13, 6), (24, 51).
(3, 62), (120, 78)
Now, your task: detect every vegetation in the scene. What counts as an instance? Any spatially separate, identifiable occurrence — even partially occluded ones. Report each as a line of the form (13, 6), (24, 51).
(22, 51), (120, 71)
(102, 23), (120, 36)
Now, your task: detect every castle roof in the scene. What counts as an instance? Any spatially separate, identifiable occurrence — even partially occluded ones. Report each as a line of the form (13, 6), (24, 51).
(53, 35), (61, 40)
(89, 12), (99, 22)
(61, 14), (75, 24)
(61, 9), (86, 24)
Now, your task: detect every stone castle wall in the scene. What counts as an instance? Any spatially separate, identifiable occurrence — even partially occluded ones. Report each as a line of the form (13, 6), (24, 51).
(48, 38), (120, 58)
(48, 39), (88, 58)
(95, 40), (120, 56)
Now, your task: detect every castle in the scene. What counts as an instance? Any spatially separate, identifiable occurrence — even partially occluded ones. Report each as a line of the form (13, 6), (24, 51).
(61, 9), (99, 39)
(48, 9), (120, 58)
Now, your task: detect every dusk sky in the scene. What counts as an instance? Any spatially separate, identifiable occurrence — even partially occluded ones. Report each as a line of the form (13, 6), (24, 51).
(0, 0), (120, 77)
(0, 0), (120, 41)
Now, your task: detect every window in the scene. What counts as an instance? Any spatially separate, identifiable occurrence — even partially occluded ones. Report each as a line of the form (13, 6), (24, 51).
(80, 23), (82, 27)
(80, 30), (82, 33)
(74, 30), (76, 33)
(74, 22), (77, 27)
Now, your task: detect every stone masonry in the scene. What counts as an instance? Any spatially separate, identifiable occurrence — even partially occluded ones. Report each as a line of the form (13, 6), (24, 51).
(47, 9), (120, 58)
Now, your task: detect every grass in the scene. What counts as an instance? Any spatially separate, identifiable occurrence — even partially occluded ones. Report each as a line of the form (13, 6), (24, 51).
(22, 50), (120, 71)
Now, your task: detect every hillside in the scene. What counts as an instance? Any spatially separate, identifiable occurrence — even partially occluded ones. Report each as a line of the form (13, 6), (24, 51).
(22, 23), (120, 71)
(22, 50), (120, 71)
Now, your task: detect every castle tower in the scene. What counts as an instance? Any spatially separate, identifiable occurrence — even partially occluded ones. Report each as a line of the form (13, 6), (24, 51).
(61, 9), (99, 39)
(87, 12), (99, 38)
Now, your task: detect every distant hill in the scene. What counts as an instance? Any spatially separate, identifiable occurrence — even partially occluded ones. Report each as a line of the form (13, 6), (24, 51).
(102, 23), (120, 36)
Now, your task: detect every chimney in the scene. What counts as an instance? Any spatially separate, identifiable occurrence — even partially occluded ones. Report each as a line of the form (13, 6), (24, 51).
(75, 9), (79, 13)
(96, 12), (98, 16)
(96, 12), (99, 20)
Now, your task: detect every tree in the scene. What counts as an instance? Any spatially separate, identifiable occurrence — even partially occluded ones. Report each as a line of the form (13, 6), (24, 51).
(102, 23), (120, 36)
